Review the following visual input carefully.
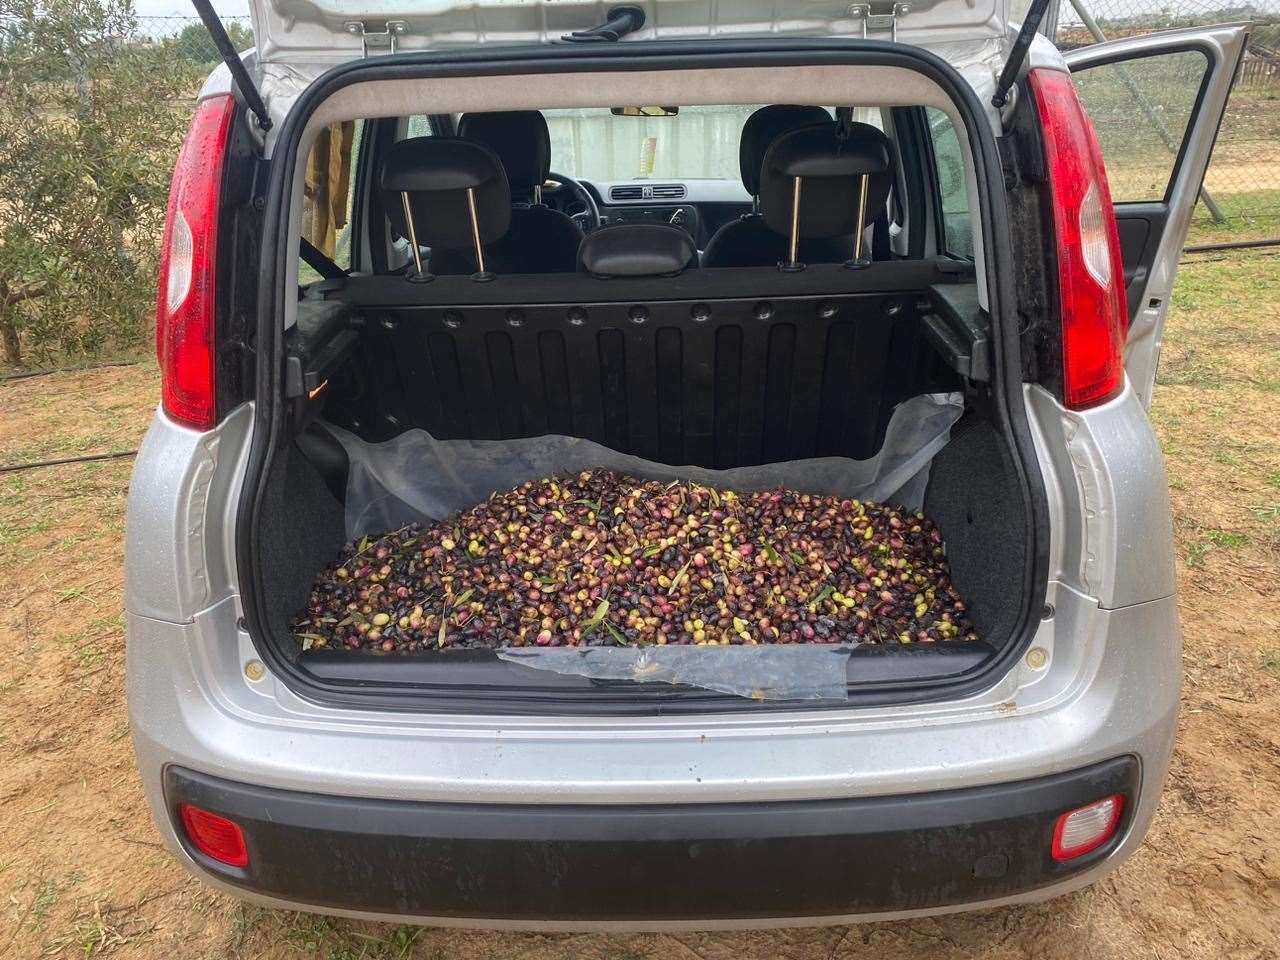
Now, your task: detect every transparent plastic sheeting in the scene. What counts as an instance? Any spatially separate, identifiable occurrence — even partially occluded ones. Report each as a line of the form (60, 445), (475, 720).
(328, 393), (962, 538)
(321, 392), (962, 700)
(497, 644), (859, 701)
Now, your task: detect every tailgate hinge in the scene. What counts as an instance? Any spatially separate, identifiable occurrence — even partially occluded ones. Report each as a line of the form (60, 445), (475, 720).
(848, 3), (910, 42)
(344, 20), (408, 57)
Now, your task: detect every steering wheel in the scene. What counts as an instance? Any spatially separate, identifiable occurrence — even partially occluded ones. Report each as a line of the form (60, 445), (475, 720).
(545, 171), (601, 232)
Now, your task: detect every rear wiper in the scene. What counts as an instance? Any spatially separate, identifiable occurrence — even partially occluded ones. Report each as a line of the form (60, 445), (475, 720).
(562, 5), (646, 43)
(991, 0), (1054, 109)
(190, 0), (272, 130)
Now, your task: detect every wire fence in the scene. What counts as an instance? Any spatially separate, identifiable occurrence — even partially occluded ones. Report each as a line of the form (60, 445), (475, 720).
(135, 13), (252, 78)
(1052, 0), (1280, 244)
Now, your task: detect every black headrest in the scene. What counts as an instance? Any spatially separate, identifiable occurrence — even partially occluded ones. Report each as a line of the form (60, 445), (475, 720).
(458, 111), (551, 196)
(578, 224), (697, 278)
(739, 105), (832, 197)
(380, 137), (511, 251)
(759, 122), (894, 241)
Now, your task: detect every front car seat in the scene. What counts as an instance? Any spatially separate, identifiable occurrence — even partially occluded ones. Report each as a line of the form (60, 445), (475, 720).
(379, 136), (512, 279)
(700, 104), (854, 268)
(757, 121), (894, 270)
(456, 110), (583, 273)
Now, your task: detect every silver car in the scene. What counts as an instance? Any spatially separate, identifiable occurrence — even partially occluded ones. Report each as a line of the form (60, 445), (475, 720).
(126, 0), (1248, 929)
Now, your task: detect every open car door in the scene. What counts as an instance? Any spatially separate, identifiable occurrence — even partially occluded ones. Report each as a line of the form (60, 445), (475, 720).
(1065, 23), (1249, 408)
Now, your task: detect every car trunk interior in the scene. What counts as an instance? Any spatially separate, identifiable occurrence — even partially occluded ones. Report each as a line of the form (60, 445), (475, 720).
(251, 265), (1030, 707)
(237, 50), (1043, 711)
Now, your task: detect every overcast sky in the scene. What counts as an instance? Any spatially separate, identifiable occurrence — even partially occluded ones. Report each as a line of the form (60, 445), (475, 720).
(135, 0), (249, 16)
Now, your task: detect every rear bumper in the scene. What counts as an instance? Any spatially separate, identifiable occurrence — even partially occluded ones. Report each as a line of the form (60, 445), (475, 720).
(128, 586), (1181, 925)
(166, 756), (1138, 922)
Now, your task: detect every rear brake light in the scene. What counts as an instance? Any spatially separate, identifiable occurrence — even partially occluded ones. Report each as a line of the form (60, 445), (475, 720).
(1051, 794), (1124, 861)
(156, 95), (236, 430)
(178, 802), (249, 868)
(1029, 67), (1128, 411)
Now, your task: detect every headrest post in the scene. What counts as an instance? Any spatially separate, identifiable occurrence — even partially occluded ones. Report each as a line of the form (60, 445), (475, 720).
(844, 172), (873, 271)
(759, 120), (891, 271)
(779, 176), (806, 273)
(466, 186), (495, 282)
(399, 191), (434, 283)
(533, 183), (543, 205)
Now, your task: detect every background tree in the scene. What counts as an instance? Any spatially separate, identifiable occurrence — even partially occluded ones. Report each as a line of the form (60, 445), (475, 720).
(172, 18), (252, 64)
(0, 0), (203, 366)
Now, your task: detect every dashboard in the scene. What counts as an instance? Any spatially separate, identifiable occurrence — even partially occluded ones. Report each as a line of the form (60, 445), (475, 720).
(600, 202), (700, 234)
(546, 178), (753, 249)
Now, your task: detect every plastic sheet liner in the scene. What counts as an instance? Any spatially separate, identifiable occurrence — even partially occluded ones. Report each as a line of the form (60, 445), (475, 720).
(328, 392), (962, 539)
(320, 391), (962, 700)
(496, 644), (859, 701)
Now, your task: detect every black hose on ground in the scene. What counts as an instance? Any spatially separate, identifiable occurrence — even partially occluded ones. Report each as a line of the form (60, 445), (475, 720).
(0, 361), (141, 383)
(0, 450), (139, 474)
(1182, 237), (1280, 254)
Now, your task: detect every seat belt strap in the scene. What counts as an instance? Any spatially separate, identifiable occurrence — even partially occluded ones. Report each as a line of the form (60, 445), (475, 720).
(300, 238), (348, 280)
(872, 209), (891, 261)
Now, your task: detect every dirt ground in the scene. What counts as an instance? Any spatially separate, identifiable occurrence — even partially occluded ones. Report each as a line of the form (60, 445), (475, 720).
(1, 250), (1278, 959)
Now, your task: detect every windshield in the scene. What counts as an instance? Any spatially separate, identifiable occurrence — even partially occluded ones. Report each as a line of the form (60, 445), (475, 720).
(544, 105), (767, 183)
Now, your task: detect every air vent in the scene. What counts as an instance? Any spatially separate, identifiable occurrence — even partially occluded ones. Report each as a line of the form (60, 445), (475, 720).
(608, 184), (687, 202)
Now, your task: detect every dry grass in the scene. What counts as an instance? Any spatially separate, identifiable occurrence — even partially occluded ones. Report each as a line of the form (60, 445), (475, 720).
(0, 251), (1277, 958)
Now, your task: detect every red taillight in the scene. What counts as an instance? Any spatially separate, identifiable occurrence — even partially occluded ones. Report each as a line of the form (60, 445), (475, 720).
(1051, 794), (1124, 861)
(1029, 67), (1128, 411)
(179, 803), (249, 868)
(156, 95), (237, 431)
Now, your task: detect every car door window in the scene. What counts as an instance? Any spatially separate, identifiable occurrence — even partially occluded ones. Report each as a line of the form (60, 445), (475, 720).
(926, 108), (972, 258)
(300, 120), (364, 278)
(403, 115), (435, 139)
(1072, 50), (1210, 203)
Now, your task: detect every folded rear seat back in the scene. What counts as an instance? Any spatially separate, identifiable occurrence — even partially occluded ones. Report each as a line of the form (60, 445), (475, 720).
(342, 111), (949, 471)
(320, 268), (960, 469)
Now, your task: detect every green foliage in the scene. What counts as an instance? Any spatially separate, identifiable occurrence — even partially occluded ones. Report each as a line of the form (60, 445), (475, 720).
(0, 0), (205, 366)
(171, 19), (253, 65)
(1264, 650), (1280, 678)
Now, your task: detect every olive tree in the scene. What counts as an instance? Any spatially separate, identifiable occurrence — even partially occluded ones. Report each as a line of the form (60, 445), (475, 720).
(173, 18), (252, 65)
(0, 0), (201, 366)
